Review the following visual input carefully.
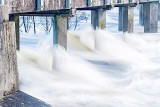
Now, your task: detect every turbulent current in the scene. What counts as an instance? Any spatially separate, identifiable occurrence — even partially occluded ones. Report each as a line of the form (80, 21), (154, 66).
(18, 8), (160, 106)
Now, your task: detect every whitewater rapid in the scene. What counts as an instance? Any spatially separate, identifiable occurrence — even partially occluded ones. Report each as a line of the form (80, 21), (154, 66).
(18, 7), (160, 107)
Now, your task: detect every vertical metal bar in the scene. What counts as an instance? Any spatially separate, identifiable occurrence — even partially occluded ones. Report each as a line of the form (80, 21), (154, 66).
(104, 0), (108, 5)
(139, 4), (144, 25)
(87, 0), (92, 6)
(118, 7), (123, 31)
(65, 0), (71, 8)
(117, 0), (121, 3)
(0, 0), (4, 4)
(64, 0), (71, 8)
(37, 0), (43, 10)
(53, 17), (57, 44)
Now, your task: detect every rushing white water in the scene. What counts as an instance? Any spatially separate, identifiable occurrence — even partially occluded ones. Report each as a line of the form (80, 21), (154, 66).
(18, 7), (160, 106)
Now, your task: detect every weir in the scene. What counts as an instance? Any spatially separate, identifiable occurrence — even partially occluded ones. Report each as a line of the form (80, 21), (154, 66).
(0, 0), (160, 104)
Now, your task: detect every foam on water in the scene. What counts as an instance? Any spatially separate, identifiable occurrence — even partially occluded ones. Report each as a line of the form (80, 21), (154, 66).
(18, 7), (160, 106)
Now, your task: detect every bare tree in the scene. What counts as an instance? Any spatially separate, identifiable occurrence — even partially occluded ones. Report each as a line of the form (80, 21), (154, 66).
(22, 16), (32, 33)
(32, 16), (36, 34)
(69, 11), (89, 30)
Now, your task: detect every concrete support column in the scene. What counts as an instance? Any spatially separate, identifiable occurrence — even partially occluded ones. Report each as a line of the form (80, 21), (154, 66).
(53, 15), (67, 49)
(158, 3), (160, 20)
(9, 15), (20, 50)
(139, 4), (144, 25)
(91, 9), (106, 30)
(144, 3), (158, 33)
(0, 5), (19, 99)
(123, 6), (134, 33)
(118, 7), (123, 31)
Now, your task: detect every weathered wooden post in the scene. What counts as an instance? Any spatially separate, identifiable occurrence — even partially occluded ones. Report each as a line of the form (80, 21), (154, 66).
(123, 6), (134, 33)
(91, 9), (106, 30)
(53, 16), (68, 49)
(118, 7), (123, 31)
(0, 5), (19, 99)
(143, 2), (158, 33)
(139, 4), (144, 25)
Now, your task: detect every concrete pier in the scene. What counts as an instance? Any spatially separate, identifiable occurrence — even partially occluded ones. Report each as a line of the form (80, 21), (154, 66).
(158, 4), (160, 20)
(139, 4), (144, 25)
(123, 6), (134, 33)
(91, 9), (106, 30)
(144, 2), (158, 33)
(0, 5), (19, 100)
(9, 15), (20, 50)
(118, 7), (123, 31)
(53, 15), (67, 49)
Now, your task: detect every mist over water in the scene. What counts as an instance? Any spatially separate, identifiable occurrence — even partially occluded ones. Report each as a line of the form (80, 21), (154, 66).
(18, 7), (160, 106)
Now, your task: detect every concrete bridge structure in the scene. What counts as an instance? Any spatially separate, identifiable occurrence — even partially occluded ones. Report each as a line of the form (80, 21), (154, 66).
(0, 0), (160, 102)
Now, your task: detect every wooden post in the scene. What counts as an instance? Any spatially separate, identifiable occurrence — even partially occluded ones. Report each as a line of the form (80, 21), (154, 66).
(9, 15), (20, 50)
(0, 5), (19, 99)
(53, 15), (67, 49)
(91, 9), (106, 30)
(123, 6), (134, 33)
(144, 2), (158, 33)
(139, 4), (144, 25)
(118, 7), (123, 31)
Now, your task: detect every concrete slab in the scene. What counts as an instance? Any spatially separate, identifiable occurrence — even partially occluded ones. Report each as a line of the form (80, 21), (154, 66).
(0, 91), (51, 107)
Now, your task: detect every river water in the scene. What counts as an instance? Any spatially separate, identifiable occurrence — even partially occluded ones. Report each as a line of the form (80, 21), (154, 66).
(18, 7), (160, 107)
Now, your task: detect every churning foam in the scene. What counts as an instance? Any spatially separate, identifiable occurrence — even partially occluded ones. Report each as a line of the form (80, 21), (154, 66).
(18, 7), (160, 107)
(18, 27), (160, 106)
